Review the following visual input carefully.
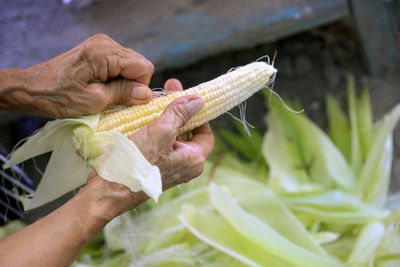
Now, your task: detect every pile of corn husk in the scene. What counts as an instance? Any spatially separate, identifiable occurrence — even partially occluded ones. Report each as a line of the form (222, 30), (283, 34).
(76, 77), (400, 267)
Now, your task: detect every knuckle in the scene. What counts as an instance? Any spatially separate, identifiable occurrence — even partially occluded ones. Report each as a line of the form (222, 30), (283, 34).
(92, 88), (109, 109)
(194, 162), (204, 177)
(187, 153), (205, 178)
(93, 33), (111, 40)
(150, 122), (172, 137)
(146, 60), (155, 74)
(199, 154), (206, 165)
(183, 165), (203, 184)
(195, 153), (206, 173)
(124, 47), (139, 55)
(79, 43), (98, 61)
(125, 47), (135, 54)
(82, 34), (112, 55)
(78, 45), (91, 60)
(171, 103), (191, 124)
(126, 50), (154, 78)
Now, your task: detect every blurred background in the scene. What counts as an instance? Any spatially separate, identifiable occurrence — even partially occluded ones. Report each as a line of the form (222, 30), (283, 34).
(0, 0), (399, 223)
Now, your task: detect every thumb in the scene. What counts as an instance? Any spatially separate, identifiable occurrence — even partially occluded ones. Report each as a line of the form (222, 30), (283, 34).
(156, 95), (205, 134)
(101, 79), (152, 106)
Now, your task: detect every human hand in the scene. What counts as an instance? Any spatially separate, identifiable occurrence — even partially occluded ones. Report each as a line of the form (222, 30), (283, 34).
(130, 78), (215, 190)
(79, 79), (214, 221)
(15, 34), (154, 118)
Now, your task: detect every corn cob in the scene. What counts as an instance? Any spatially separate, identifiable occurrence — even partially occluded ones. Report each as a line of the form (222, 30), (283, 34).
(3, 61), (277, 210)
(98, 62), (277, 136)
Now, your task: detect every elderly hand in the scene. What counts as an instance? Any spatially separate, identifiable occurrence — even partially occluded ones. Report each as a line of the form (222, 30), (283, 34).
(1, 34), (153, 118)
(131, 81), (214, 190)
(0, 79), (214, 267)
(0, 36), (213, 267)
(78, 78), (214, 221)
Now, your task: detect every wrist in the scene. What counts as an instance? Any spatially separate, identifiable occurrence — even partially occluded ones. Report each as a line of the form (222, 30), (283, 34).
(0, 64), (57, 116)
(65, 192), (111, 246)
(73, 187), (113, 227)
(73, 180), (126, 229)
(75, 176), (151, 226)
(0, 68), (30, 111)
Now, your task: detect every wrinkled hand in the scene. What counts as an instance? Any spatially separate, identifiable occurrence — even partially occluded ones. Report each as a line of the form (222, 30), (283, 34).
(79, 79), (214, 221)
(22, 34), (153, 118)
(130, 79), (214, 190)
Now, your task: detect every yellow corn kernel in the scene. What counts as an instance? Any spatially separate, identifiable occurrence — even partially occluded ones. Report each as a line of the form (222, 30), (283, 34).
(97, 62), (277, 136)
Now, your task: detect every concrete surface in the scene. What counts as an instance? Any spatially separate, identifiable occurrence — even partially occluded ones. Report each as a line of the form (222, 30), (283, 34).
(1, 0), (348, 70)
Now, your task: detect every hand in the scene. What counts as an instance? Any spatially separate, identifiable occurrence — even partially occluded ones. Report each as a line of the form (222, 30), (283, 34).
(9, 34), (154, 118)
(78, 79), (214, 221)
(130, 79), (215, 190)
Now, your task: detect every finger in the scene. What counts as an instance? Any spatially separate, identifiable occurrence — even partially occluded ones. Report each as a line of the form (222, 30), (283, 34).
(125, 81), (153, 106)
(79, 34), (154, 84)
(164, 78), (183, 92)
(186, 123), (215, 157)
(120, 53), (154, 85)
(169, 142), (206, 183)
(163, 79), (189, 139)
(130, 95), (204, 155)
(91, 79), (153, 108)
(155, 95), (205, 134)
(152, 78), (182, 99)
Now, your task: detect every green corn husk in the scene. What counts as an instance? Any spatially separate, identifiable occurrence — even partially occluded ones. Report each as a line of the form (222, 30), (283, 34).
(357, 86), (373, 159)
(347, 222), (386, 265)
(3, 116), (161, 210)
(265, 97), (355, 191)
(326, 94), (351, 162)
(347, 75), (363, 176)
(76, 79), (400, 267)
(358, 105), (400, 207)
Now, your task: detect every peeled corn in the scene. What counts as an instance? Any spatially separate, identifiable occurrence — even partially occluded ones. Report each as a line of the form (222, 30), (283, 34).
(4, 61), (277, 210)
(98, 62), (277, 136)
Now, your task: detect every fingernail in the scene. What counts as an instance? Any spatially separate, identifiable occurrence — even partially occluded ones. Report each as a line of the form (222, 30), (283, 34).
(186, 98), (204, 114)
(131, 86), (150, 99)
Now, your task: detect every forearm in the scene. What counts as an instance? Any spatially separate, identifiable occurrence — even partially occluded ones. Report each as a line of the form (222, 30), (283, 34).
(0, 179), (149, 267)
(0, 65), (62, 117)
(0, 68), (31, 112)
(0, 195), (105, 267)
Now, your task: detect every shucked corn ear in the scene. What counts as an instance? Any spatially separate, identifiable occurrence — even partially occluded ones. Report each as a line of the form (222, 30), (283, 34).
(98, 62), (277, 136)
(4, 61), (277, 210)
